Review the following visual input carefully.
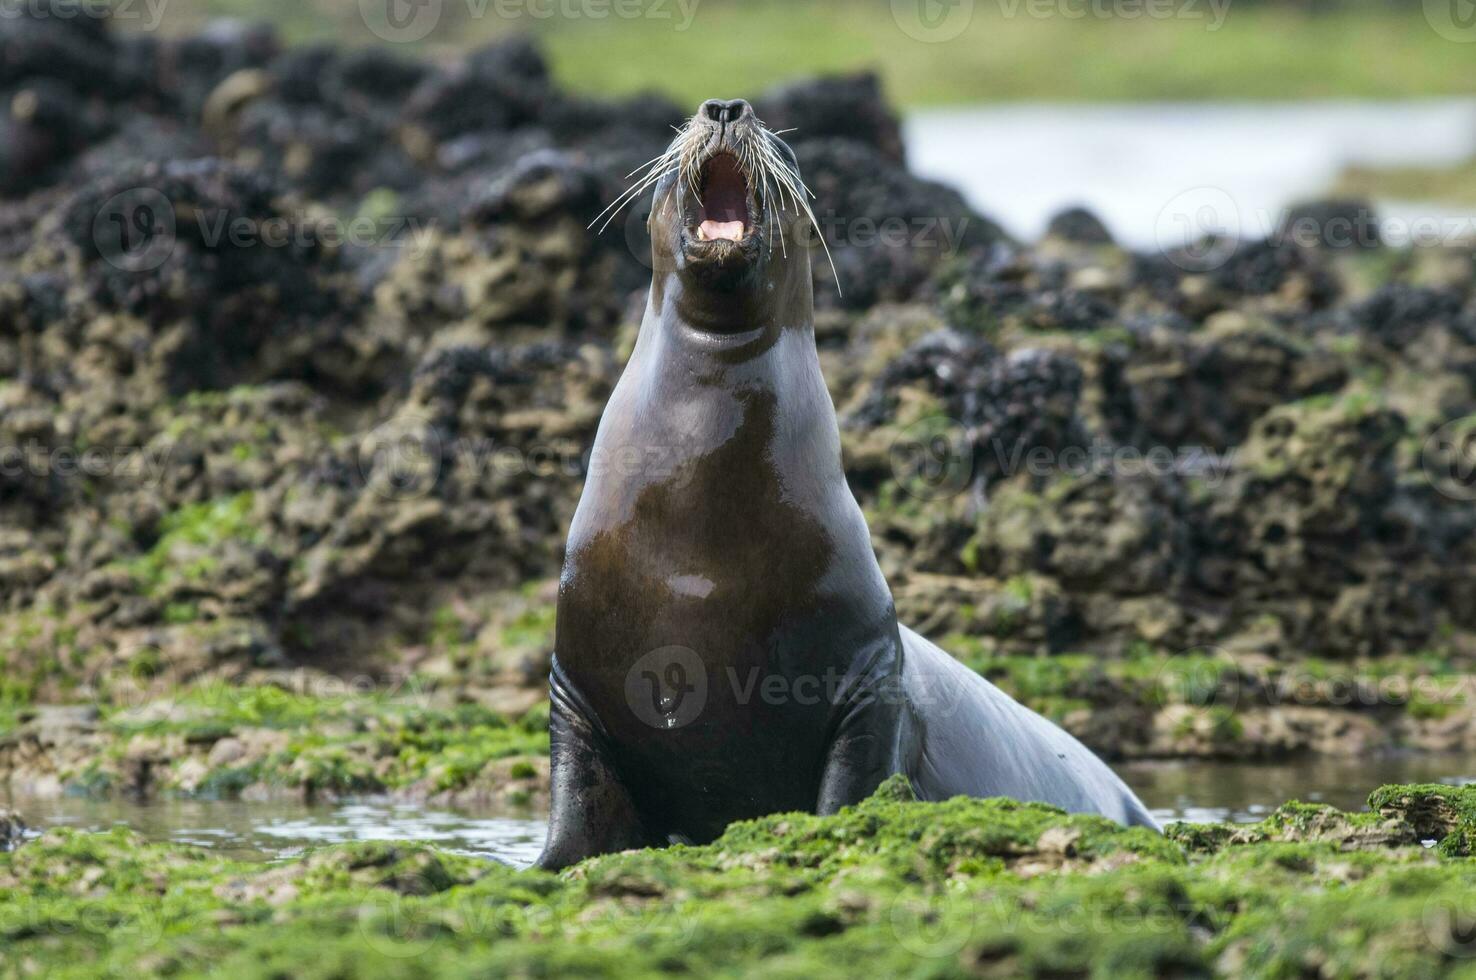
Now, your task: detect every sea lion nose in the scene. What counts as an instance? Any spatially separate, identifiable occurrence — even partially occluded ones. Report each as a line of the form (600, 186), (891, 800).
(701, 99), (753, 125)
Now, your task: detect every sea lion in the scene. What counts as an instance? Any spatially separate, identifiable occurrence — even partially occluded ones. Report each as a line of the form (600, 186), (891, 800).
(537, 98), (1157, 870)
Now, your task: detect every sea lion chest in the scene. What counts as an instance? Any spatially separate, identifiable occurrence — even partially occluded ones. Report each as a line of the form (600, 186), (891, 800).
(553, 360), (892, 833)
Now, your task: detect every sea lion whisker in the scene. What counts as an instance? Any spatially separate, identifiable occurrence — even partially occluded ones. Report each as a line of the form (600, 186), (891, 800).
(755, 134), (839, 295)
(742, 140), (783, 255)
(748, 140), (788, 256)
(590, 162), (677, 233)
(592, 163), (670, 224)
(755, 128), (838, 287)
(758, 139), (805, 217)
(595, 140), (686, 225)
(624, 148), (678, 180)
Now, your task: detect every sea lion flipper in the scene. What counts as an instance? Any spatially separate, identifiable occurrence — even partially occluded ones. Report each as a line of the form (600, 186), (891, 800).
(814, 639), (906, 815)
(898, 626), (1160, 830)
(536, 658), (649, 871)
(815, 724), (900, 815)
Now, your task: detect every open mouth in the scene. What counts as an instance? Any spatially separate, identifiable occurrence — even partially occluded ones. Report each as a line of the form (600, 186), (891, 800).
(694, 153), (753, 243)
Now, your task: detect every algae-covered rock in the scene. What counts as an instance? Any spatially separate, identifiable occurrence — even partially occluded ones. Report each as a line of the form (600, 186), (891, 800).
(3, 781), (1476, 978)
(0, 807), (24, 852)
(1369, 783), (1476, 857)
(4, 1), (1476, 801)
(1169, 799), (1421, 853)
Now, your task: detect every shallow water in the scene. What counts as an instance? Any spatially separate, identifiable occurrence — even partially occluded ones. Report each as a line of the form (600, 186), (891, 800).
(905, 99), (1476, 247)
(5, 795), (548, 867)
(8, 753), (1475, 867)
(1120, 753), (1476, 824)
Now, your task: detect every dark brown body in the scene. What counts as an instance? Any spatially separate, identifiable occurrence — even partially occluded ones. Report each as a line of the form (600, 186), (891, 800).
(555, 282), (901, 845)
(536, 100), (1155, 870)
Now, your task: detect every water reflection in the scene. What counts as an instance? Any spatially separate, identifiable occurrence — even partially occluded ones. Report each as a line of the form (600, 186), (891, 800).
(6, 795), (547, 867)
(1121, 753), (1476, 825)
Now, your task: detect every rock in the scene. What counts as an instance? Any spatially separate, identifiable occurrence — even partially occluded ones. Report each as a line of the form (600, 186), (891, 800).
(936, 244), (1117, 334)
(848, 332), (1088, 486)
(1045, 206), (1114, 245)
(1210, 237), (1340, 310)
(0, 9), (1474, 783)
(794, 138), (1007, 307)
(1369, 783), (1476, 855)
(1098, 312), (1348, 451)
(1276, 198), (1381, 250)
(1346, 283), (1473, 353)
(0, 80), (97, 195)
(756, 72), (905, 164)
(27, 704), (99, 734)
(0, 1), (142, 101)
(399, 36), (554, 146)
(0, 808), (26, 851)
(146, 19), (281, 119)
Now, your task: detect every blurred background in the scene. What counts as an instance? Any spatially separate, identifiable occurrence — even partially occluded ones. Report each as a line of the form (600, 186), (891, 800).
(104, 0), (1476, 242)
(3, 0), (1476, 855)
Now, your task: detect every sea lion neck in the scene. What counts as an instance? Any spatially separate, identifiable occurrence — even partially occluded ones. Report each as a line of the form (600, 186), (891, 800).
(596, 276), (842, 506)
(650, 258), (815, 364)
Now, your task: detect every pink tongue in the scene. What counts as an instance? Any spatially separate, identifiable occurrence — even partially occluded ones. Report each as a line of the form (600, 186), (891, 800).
(699, 219), (745, 242)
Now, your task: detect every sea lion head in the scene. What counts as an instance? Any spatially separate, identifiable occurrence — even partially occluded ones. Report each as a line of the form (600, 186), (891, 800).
(600, 98), (827, 335)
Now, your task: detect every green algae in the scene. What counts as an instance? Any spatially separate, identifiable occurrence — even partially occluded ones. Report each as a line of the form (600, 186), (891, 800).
(3, 779), (1476, 979)
(935, 638), (1472, 728)
(118, 492), (263, 596)
(1369, 784), (1476, 858)
(30, 684), (549, 802)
